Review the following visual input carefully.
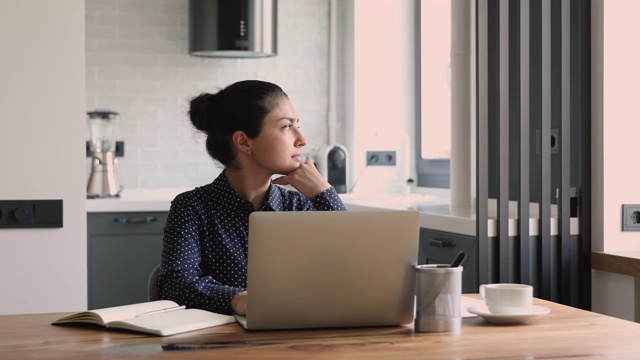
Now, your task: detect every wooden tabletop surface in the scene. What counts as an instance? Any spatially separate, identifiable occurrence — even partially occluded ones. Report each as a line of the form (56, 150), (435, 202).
(2, 295), (640, 359)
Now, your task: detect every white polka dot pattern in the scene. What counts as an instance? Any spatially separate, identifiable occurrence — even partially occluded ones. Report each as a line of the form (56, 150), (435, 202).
(157, 171), (346, 315)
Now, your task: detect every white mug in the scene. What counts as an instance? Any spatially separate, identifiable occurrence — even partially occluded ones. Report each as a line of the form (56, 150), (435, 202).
(479, 283), (533, 314)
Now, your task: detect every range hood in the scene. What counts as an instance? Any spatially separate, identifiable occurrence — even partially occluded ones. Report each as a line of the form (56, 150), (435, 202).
(189, 0), (277, 58)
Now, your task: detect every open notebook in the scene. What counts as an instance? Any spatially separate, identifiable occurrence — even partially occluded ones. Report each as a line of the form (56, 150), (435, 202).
(236, 210), (420, 330)
(52, 300), (236, 336)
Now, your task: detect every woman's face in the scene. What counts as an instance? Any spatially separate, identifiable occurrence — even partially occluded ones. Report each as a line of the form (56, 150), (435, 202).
(248, 97), (307, 175)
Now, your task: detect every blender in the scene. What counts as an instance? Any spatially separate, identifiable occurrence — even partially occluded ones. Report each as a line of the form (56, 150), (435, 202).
(86, 110), (121, 198)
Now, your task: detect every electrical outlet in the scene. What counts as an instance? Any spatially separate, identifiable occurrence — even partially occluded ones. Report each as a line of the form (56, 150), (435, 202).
(550, 128), (559, 155)
(622, 204), (640, 231)
(366, 151), (396, 166)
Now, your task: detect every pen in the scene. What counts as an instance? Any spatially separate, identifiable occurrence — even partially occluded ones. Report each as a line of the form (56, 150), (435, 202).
(162, 340), (278, 351)
(136, 305), (185, 317)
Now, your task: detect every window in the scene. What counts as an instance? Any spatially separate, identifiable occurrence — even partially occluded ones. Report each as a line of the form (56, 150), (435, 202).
(416, 0), (473, 188)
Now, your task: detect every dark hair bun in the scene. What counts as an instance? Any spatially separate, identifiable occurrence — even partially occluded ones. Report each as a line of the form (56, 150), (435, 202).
(188, 93), (217, 133)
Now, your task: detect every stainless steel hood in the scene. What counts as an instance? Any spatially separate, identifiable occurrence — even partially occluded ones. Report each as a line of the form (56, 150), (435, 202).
(189, 0), (277, 58)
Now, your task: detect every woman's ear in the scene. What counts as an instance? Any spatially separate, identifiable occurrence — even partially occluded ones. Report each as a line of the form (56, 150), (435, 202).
(232, 130), (252, 156)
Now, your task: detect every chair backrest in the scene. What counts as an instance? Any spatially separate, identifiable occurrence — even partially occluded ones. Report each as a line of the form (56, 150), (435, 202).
(148, 264), (160, 301)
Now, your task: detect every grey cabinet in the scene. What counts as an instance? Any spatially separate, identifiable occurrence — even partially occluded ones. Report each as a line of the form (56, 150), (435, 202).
(87, 212), (167, 309)
(418, 228), (478, 294)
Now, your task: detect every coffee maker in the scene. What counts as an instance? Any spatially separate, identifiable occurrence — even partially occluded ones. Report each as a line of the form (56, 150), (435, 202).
(315, 144), (349, 193)
(86, 110), (121, 198)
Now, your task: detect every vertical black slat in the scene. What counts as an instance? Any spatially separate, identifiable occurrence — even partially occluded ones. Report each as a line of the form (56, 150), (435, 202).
(569, 0), (582, 309)
(576, 0), (591, 311)
(569, 0), (590, 309)
(559, 0), (572, 305)
(519, 0), (531, 286)
(488, 0), (501, 284)
(511, 11), (521, 287)
(498, 0), (510, 284)
(508, 1), (521, 283)
(571, 234), (581, 307)
(528, 0), (542, 296)
(477, 0), (490, 286)
(531, 234), (540, 294)
(540, 0), (553, 301)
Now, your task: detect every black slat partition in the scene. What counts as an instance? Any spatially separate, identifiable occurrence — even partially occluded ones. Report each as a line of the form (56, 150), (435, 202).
(540, 0), (553, 302)
(559, 0), (572, 306)
(518, 0), (531, 287)
(475, 0), (590, 309)
(577, 0), (592, 311)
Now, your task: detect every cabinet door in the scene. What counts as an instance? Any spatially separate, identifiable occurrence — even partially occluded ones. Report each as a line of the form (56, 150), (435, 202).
(87, 212), (167, 309)
(419, 228), (478, 294)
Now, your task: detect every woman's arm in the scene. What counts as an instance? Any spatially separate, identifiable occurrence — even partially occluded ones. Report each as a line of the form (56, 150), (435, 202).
(157, 197), (246, 315)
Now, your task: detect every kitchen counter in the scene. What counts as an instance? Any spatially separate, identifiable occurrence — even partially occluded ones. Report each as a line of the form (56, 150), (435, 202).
(85, 189), (445, 214)
(339, 193), (475, 235)
(86, 189), (459, 229)
(87, 189), (578, 237)
(340, 193), (579, 237)
(86, 189), (463, 232)
(86, 188), (188, 213)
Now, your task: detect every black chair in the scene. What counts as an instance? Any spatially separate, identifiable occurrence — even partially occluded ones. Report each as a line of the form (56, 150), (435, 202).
(148, 265), (160, 301)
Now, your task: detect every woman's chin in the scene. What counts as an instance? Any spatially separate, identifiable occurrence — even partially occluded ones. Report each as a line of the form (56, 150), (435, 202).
(276, 166), (298, 175)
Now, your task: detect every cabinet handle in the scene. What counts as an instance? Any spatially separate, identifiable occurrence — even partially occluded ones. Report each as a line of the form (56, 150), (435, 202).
(429, 238), (456, 248)
(114, 216), (158, 224)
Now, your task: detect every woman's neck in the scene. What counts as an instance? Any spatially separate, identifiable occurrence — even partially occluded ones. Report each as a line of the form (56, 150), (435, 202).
(225, 167), (271, 211)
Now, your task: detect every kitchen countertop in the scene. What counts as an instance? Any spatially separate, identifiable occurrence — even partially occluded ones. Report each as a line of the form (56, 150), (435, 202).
(85, 188), (189, 213)
(86, 189), (578, 237)
(340, 194), (580, 237)
(86, 188), (471, 234)
(339, 193), (476, 235)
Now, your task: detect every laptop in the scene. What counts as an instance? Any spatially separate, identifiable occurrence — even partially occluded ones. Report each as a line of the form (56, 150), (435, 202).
(235, 210), (420, 330)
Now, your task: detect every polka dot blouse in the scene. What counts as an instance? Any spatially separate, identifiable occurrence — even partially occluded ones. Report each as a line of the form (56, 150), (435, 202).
(157, 171), (347, 315)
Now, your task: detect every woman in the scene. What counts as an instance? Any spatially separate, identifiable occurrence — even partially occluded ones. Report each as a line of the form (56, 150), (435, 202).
(157, 80), (346, 316)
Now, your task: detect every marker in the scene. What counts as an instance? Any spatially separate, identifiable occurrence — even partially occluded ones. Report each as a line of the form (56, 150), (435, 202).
(136, 305), (185, 317)
(450, 251), (466, 268)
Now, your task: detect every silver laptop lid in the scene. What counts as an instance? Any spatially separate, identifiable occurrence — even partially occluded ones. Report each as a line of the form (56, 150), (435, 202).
(243, 210), (419, 330)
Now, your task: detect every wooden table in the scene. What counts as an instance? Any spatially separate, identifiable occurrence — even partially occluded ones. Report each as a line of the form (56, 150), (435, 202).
(3, 296), (640, 359)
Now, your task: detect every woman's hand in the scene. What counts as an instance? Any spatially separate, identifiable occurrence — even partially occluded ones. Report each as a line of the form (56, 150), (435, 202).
(271, 160), (331, 198)
(231, 291), (248, 315)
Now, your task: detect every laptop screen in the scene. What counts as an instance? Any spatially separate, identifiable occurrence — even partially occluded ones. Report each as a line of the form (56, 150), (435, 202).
(241, 210), (420, 330)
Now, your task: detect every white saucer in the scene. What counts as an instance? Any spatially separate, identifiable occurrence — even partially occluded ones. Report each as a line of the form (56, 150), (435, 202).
(467, 305), (551, 324)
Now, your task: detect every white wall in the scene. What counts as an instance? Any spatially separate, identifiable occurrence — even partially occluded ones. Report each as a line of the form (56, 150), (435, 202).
(0, 0), (87, 314)
(591, 0), (640, 321)
(592, 0), (640, 253)
(86, 0), (334, 188)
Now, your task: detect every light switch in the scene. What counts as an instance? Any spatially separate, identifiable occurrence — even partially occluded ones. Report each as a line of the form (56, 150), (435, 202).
(0, 200), (63, 229)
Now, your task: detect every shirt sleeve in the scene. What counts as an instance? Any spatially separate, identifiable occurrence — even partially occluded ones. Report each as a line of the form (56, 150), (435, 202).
(309, 187), (347, 211)
(157, 196), (244, 315)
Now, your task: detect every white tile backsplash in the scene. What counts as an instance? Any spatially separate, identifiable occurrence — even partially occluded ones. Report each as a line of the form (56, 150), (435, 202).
(86, 0), (331, 189)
